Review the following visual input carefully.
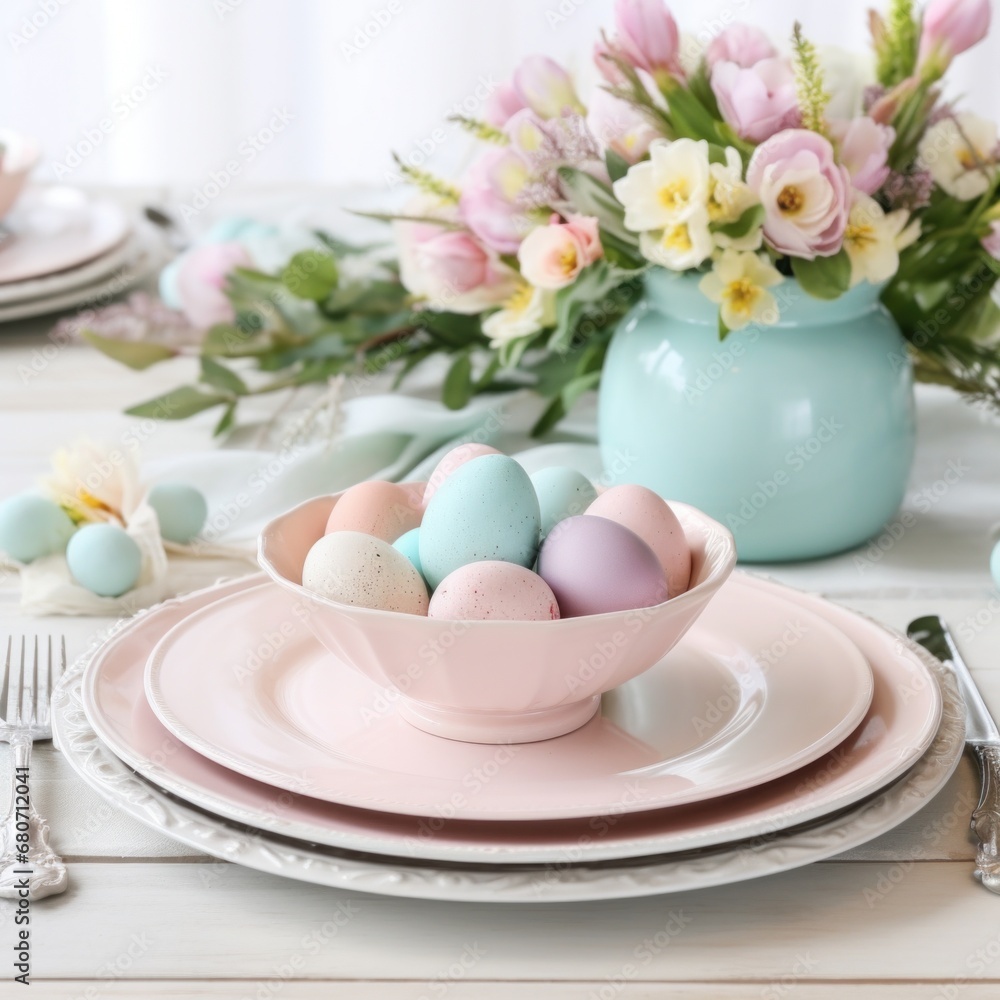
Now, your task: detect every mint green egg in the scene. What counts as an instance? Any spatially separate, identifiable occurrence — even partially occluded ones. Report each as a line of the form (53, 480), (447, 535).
(530, 467), (599, 539)
(0, 494), (76, 563)
(393, 528), (424, 579)
(66, 524), (142, 597)
(147, 482), (208, 544)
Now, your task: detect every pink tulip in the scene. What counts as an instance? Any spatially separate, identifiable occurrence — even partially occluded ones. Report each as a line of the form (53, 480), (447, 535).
(458, 147), (533, 254)
(705, 24), (778, 69)
(920, 0), (991, 64)
(484, 83), (526, 127)
(747, 129), (852, 260)
(175, 242), (252, 329)
(587, 89), (660, 164)
(614, 0), (682, 80)
(518, 216), (604, 290)
(982, 221), (1000, 259)
(831, 117), (895, 195)
(711, 58), (800, 143)
(512, 55), (583, 119)
(593, 38), (627, 86)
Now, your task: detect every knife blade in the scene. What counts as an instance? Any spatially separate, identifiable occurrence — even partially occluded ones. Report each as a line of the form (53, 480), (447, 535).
(908, 614), (1000, 893)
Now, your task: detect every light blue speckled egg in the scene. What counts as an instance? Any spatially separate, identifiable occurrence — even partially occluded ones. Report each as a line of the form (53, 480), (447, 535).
(393, 527), (425, 579)
(530, 467), (599, 539)
(419, 455), (541, 590)
(147, 482), (208, 544)
(66, 524), (142, 597)
(0, 494), (76, 563)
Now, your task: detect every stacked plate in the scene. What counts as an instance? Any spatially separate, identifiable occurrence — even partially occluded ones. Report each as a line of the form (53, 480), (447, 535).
(52, 571), (964, 903)
(0, 186), (163, 322)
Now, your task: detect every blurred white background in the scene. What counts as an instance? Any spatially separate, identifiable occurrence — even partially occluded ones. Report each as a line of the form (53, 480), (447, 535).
(2, 0), (996, 195)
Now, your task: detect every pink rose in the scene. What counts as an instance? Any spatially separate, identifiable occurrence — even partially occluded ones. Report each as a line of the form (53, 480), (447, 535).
(831, 117), (895, 195)
(175, 242), (253, 329)
(458, 147), (533, 254)
(711, 58), (800, 143)
(512, 55), (583, 119)
(705, 24), (777, 69)
(587, 89), (659, 164)
(982, 221), (1000, 260)
(518, 215), (604, 290)
(396, 219), (514, 314)
(920, 0), (991, 64)
(484, 83), (526, 127)
(747, 129), (852, 260)
(614, 0), (682, 80)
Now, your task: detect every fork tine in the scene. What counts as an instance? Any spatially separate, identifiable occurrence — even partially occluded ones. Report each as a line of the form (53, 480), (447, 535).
(9, 638), (24, 726)
(28, 636), (39, 727)
(0, 637), (10, 724)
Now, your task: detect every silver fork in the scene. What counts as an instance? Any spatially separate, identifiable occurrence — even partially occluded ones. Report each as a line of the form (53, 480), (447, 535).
(0, 637), (68, 900)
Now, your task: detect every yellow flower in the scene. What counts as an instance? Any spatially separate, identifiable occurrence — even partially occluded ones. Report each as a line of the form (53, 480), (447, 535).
(482, 282), (556, 347)
(699, 251), (783, 331)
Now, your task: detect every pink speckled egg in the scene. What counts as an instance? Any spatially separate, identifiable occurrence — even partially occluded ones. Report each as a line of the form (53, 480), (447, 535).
(421, 443), (501, 508)
(325, 480), (421, 543)
(587, 485), (691, 597)
(428, 562), (560, 622)
(303, 531), (429, 615)
(537, 515), (668, 618)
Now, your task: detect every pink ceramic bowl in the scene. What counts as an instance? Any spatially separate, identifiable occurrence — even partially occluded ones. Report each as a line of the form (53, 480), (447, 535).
(258, 485), (736, 744)
(0, 131), (40, 220)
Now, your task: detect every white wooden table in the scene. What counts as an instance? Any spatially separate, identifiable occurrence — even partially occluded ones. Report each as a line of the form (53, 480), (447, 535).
(2, 292), (1000, 998)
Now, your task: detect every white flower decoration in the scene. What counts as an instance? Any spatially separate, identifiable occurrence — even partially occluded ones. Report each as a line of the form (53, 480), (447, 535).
(699, 250), (784, 331)
(639, 208), (714, 270)
(482, 282), (556, 347)
(843, 194), (915, 287)
(919, 113), (998, 201)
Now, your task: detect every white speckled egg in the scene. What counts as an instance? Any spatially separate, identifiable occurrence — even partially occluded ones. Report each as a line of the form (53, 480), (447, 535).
(421, 443), (501, 508)
(147, 482), (208, 544)
(429, 562), (560, 621)
(325, 480), (421, 543)
(419, 455), (541, 590)
(530, 467), (598, 539)
(66, 523), (142, 597)
(587, 485), (692, 597)
(0, 494), (76, 563)
(303, 530), (428, 615)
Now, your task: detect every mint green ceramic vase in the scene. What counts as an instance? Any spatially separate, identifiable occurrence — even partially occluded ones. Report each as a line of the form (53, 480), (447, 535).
(598, 270), (916, 562)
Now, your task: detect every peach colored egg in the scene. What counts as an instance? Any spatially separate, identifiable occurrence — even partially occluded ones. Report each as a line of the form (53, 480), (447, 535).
(325, 480), (421, 543)
(303, 531), (428, 615)
(428, 561), (560, 622)
(586, 485), (691, 597)
(421, 443), (501, 508)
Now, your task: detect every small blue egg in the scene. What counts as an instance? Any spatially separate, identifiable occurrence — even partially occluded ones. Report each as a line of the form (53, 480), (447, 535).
(66, 524), (142, 597)
(530, 467), (599, 539)
(393, 528), (425, 579)
(147, 482), (208, 544)
(0, 494), (76, 563)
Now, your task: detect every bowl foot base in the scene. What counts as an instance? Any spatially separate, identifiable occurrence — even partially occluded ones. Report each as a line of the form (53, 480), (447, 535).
(396, 694), (602, 744)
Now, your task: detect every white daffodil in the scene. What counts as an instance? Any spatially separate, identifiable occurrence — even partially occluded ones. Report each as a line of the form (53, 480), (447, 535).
(699, 250), (784, 331)
(613, 138), (712, 232)
(707, 147), (763, 251)
(919, 113), (998, 201)
(639, 208), (714, 270)
(482, 282), (556, 347)
(843, 194), (913, 287)
(42, 439), (141, 525)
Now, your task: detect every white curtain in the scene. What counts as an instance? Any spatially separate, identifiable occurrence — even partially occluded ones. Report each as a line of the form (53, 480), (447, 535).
(2, 0), (996, 189)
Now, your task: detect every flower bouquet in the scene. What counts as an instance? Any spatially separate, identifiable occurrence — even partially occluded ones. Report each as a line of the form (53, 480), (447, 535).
(86, 0), (1000, 433)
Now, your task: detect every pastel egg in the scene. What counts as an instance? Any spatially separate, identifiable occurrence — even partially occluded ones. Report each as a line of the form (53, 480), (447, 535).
(421, 443), (501, 508)
(531, 467), (598, 539)
(325, 480), (421, 543)
(429, 562), (560, 621)
(392, 527), (424, 579)
(147, 482), (208, 544)
(0, 494), (76, 563)
(303, 530), (428, 615)
(587, 485), (691, 597)
(66, 523), (142, 597)
(537, 515), (667, 617)
(419, 455), (541, 590)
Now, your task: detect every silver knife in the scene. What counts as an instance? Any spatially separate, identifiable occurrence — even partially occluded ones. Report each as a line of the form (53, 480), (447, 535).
(908, 615), (1000, 894)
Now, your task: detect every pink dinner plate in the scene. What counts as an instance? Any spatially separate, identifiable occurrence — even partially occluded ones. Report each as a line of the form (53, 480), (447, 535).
(143, 576), (873, 821)
(82, 573), (939, 863)
(0, 186), (130, 284)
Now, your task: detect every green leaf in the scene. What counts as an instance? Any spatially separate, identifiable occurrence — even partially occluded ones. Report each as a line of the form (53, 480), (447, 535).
(81, 331), (177, 370)
(201, 324), (277, 358)
(549, 260), (637, 353)
(213, 402), (237, 437)
(791, 251), (852, 300)
(313, 230), (384, 255)
(711, 204), (765, 241)
(442, 352), (474, 409)
(415, 311), (485, 348)
(125, 386), (230, 421)
(531, 371), (601, 437)
(605, 149), (630, 184)
(557, 167), (637, 247)
(280, 251), (339, 301)
(199, 356), (247, 395)
(718, 311), (732, 341)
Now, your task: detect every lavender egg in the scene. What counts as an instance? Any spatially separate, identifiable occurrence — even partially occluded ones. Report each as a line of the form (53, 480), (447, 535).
(537, 515), (668, 618)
